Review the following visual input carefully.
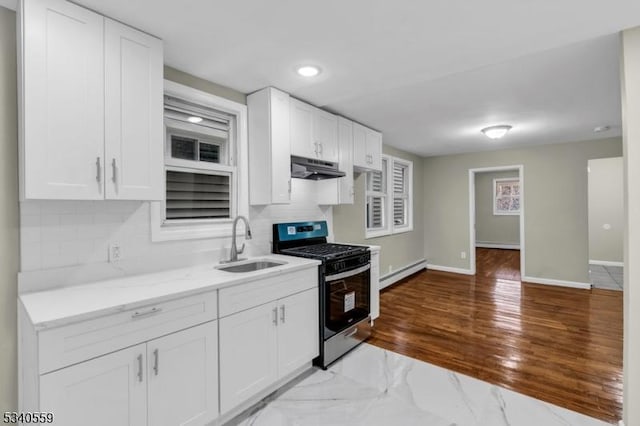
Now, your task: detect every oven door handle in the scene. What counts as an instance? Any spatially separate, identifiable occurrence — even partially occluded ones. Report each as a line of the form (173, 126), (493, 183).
(325, 263), (370, 281)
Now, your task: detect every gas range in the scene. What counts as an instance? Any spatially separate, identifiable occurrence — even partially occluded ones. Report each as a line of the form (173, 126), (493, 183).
(280, 243), (368, 261)
(272, 221), (372, 368)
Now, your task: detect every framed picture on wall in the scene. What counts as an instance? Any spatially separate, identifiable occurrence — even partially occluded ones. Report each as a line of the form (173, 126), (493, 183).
(493, 178), (520, 215)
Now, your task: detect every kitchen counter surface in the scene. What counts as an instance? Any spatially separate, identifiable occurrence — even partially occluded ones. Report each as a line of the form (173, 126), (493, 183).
(19, 254), (320, 330)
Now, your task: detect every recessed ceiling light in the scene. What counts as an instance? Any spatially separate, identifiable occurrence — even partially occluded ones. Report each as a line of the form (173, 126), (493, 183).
(187, 116), (203, 123)
(593, 125), (611, 133)
(297, 65), (321, 77)
(481, 125), (512, 139)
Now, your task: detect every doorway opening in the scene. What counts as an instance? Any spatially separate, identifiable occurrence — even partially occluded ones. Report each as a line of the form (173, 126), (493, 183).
(588, 157), (624, 291)
(468, 165), (525, 278)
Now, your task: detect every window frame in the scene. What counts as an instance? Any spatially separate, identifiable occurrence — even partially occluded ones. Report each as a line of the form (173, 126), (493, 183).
(365, 158), (389, 238)
(493, 177), (521, 216)
(365, 154), (413, 239)
(151, 80), (248, 242)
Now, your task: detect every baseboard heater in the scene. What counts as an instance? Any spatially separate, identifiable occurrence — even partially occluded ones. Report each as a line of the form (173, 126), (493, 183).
(379, 259), (426, 290)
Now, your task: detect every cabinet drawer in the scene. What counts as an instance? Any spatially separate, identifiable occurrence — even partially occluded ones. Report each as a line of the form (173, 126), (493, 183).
(38, 291), (217, 374)
(218, 268), (318, 318)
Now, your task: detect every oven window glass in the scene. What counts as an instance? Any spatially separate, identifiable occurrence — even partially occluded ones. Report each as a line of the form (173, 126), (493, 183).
(326, 269), (370, 332)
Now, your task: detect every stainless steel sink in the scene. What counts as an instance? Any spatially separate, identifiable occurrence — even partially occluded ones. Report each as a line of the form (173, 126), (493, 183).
(215, 260), (286, 273)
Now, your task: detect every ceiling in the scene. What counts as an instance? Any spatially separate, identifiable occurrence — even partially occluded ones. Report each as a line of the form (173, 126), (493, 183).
(72, 0), (640, 156)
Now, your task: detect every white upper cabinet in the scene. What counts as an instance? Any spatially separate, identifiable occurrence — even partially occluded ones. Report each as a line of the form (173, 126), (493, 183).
(290, 98), (339, 162)
(247, 87), (291, 205)
(313, 108), (339, 162)
(104, 19), (164, 200)
(20, 0), (105, 200)
(19, 0), (163, 200)
(353, 122), (383, 172)
(289, 98), (316, 159)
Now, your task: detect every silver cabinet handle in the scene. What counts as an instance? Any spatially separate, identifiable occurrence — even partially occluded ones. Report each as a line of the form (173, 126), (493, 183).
(96, 157), (101, 183)
(272, 307), (278, 325)
(280, 305), (286, 324)
(318, 143), (323, 155)
(131, 307), (162, 320)
(137, 354), (143, 382)
(153, 349), (159, 376)
(314, 142), (319, 157)
(288, 179), (291, 194)
(111, 158), (118, 185)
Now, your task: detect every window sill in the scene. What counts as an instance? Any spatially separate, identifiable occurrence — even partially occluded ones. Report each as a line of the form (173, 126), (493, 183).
(392, 225), (414, 235)
(365, 228), (390, 239)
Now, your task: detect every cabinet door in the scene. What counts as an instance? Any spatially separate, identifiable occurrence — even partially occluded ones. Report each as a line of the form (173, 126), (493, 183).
(337, 117), (354, 204)
(314, 109), (339, 162)
(21, 0), (104, 200)
(270, 88), (292, 203)
(40, 344), (146, 426)
(277, 288), (319, 378)
(289, 98), (316, 159)
(366, 129), (383, 172)
(147, 321), (219, 426)
(352, 122), (368, 169)
(104, 19), (163, 201)
(219, 302), (278, 413)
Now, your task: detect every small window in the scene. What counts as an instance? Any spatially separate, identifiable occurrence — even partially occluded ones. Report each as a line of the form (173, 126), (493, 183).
(151, 81), (248, 242)
(493, 178), (521, 215)
(365, 155), (413, 238)
(366, 158), (388, 232)
(162, 96), (236, 225)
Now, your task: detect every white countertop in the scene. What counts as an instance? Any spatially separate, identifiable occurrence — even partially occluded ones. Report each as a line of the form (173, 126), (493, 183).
(19, 254), (320, 330)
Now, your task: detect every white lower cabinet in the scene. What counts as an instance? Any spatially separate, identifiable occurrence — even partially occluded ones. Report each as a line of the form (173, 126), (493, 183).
(40, 344), (147, 426)
(219, 287), (319, 414)
(39, 321), (218, 426)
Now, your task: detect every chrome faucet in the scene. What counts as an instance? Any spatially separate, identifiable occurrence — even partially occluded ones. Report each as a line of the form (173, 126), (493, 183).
(228, 215), (252, 263)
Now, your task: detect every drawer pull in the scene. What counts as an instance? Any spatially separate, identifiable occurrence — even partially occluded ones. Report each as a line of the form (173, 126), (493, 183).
(153, 349), (159, 376)
(280, 305), (286, 324)
(272, 307), (278, 325)
(137, 354), (143, 382)
(131, 307), (162, 320)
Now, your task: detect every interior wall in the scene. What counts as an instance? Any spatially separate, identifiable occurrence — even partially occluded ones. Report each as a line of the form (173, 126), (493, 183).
(333, 144), (425, 276)
(474, 170), (520, 246)
(621, 25), (640, 426)
(588, 157), (624, 264)
(0, 5), (19, 413)
(423, 137), (622, 283)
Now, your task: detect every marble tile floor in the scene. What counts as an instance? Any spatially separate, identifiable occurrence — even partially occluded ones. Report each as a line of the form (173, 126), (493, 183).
(589, 264), (624, 291)
(232, 343), (612, 426)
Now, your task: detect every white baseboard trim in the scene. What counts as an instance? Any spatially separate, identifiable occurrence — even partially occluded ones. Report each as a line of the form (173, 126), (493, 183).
(522, 275), (591, 289)
(379, 259), (426, 290)
(589, 259), (624, 267)
(426, 264), (474, 275)
(475, 242), (520, 250)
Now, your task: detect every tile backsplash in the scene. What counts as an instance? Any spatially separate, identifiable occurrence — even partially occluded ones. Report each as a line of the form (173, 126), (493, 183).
(19, 179), (332, 292)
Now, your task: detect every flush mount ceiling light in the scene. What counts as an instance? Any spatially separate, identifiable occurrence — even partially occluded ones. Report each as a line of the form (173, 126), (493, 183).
(481, 125), (512, 139)
(593, 125), (611, 133)
(187, 116), (203, 123)
(296, 65), (321, 77)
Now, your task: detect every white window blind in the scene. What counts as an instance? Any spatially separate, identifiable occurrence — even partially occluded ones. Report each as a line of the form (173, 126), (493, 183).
(365, 155), (413, 238)
(165, 170), (230, 220)
(366, 158), (387, 230)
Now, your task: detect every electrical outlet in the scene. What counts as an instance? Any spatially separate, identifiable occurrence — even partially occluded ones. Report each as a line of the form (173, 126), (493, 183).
(388, 265), (393, 273)
(109, 243), (122, 262)
(460, 251), (467, 259)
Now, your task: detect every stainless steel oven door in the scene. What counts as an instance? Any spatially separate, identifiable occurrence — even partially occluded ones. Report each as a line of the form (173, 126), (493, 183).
(324, 263), (371, 334)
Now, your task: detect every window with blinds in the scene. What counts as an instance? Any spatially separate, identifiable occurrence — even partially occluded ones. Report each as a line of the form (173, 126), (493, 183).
(163, 96), (236, 224)
(366, 159), (387, 231)
(365, 155), (413, 238)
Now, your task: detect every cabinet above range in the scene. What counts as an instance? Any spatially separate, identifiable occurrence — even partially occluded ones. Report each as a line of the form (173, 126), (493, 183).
(19, 0), (164, 201)
(247, 87), (383, 206)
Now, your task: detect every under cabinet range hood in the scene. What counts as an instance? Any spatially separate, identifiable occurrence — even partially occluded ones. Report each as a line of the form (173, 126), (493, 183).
(291, 156), (346, 180)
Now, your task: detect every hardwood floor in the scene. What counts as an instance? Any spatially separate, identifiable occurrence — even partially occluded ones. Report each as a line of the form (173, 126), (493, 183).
(368, 248), (623, 423)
